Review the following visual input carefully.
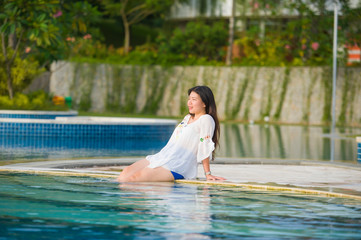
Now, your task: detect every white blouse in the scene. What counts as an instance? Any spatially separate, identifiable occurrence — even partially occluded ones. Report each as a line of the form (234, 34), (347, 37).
(146, 114), (215, 179)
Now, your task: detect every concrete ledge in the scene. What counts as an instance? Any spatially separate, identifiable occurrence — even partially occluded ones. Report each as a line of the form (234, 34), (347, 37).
(0, 168), (118, 179)
(1, 158), (360, 200)
(1, 166), (361, 201)
(176, 179), (361, 201)
(1, 158), (141, 169)
(5, 157), (359, 169)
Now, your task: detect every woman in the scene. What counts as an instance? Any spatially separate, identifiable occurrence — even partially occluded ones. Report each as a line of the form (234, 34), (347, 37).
(117, 86), (225, 182)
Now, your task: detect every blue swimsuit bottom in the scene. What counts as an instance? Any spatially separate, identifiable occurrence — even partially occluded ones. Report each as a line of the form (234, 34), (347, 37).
(170, 171), (185, 180)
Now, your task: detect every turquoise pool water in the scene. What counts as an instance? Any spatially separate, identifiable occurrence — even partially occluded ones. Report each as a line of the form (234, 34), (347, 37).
(0, 172), (360, 239)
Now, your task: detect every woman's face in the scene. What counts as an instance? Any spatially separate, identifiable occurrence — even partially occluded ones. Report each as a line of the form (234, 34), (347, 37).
(188, 91), (206, 115)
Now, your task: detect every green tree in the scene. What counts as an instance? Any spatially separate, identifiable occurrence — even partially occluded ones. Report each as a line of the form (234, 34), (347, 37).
(283, 0), (361, 65)
(37, 1), (101, 66)
(231, 0), (361, 66)
(159, 21), (228, 62)
(0, 0), (61, 99)
(0, 0), (101, 99)
(101, 0), (175, 54)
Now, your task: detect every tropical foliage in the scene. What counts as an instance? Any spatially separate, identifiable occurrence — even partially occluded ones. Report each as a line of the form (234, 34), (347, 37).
(0, 0), (100, 99)
(0, 90), (68, 110)
(101, 0), (175, 54)
(231, 0), (361, 66)
(0, 0), (360, 102)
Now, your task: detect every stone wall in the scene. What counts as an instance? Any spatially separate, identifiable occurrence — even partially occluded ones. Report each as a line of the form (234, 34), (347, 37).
(50, 61), (361, 126)
(24, 71), (51, 94)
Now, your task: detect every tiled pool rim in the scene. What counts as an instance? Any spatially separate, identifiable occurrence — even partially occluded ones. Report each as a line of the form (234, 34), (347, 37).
(1, 164), (360, 201)
(0, 117), (178, 138)
(0, 110), (78, 119)
(357, 137), (361, 163)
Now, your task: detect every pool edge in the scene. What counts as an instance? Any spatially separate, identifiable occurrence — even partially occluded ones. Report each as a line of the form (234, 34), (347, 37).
(1, 168), (360, 201)
(176, 179), (361, 201)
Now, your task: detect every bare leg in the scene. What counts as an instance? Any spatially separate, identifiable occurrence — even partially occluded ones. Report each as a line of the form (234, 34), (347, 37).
(117, 159), (149, 182)
(124, 166), (174, 182)
(117, 159), (174, 182)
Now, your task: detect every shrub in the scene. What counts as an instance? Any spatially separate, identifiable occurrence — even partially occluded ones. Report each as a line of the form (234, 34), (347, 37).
(0, 50), (44, 96)
(0, 91), (68, 110)
(233, 35), (288, 66)
(158, 21), (228, 62)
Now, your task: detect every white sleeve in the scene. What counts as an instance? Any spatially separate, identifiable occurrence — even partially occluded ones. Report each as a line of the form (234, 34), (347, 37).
(197, 115), (215, 163)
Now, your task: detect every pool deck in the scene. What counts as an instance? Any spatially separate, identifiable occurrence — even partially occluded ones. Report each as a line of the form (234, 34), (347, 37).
(1, 157), (361, 200)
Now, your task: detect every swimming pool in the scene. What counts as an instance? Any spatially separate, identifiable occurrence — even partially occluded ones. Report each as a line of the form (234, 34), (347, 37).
(1, 110), (360, 163)
(1, 122), (360, 164)
(0, 172), (360, 239)
(1, 111), (360, 239)
(0, 116), (177, 161)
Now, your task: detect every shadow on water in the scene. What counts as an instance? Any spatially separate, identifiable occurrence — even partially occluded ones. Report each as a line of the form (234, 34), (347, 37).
(219, 123), (361, 164)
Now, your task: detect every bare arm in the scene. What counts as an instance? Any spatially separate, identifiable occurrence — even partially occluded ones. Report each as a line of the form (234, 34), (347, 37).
(202, 157), (226, 181)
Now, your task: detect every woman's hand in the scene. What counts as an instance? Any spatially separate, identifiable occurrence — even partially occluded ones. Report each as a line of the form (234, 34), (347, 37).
(206, 174), (226, 181)
(202, 157), (226, 181)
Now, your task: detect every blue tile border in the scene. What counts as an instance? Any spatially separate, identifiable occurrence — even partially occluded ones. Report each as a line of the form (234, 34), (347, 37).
(0, 117), (177, 142)
(0, 116), (177, 159)
(0, 135), (167, 154)
(0, 122), (174, 139)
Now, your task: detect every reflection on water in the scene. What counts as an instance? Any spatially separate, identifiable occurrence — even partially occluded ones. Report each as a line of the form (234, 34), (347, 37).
(219, 124), (361, 163)
(0, 123), (360, 163)
(118, 182), (211, 235)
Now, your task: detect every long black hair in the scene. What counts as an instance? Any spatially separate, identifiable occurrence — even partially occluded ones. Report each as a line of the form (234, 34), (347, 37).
(188, 86), (220, 157)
